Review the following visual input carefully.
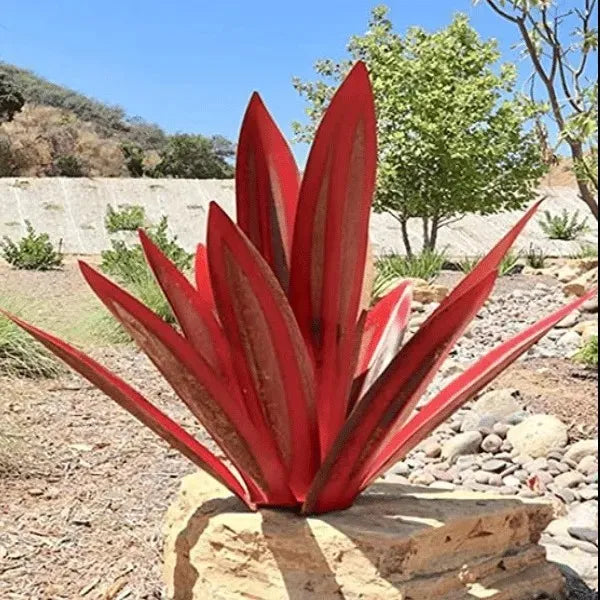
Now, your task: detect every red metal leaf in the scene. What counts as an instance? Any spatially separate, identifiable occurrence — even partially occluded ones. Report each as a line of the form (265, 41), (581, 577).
(207, 203), (318, 500)
(288, 62), (377, 456)
(139, 230), (231, 378)
(303, 271), (497, 514)
(236, 92), (300, 289)
(78, 261), (292, 505)
(2, 311), (253, 507)
(194, 243), (215, 308)
(361, 288), (598, 486)
(423, 199), (543, 330)
(357, 280), (413, 379)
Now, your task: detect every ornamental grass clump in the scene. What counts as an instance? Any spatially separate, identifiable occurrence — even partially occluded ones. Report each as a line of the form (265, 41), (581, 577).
(2, 64), (596, 514)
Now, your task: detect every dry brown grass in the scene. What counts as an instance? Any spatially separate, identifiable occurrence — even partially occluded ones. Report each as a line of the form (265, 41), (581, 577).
(0, 104), (127, 177)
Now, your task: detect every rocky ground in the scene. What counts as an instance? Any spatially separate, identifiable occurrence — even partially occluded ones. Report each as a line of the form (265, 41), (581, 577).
(0, 261), (598, 599)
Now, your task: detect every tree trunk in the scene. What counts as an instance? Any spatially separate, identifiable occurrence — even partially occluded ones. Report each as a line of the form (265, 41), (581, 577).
(400, 218), (413, 258)
(429, 215), (439, 250)
(569, 141), (599, 220)
(421, 216), (439, 251)
(422, 217), (431, 251)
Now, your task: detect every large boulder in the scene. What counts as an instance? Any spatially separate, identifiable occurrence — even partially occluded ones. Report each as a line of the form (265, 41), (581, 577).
(507, 415), (568, 458)
(163, 471), (565, 600)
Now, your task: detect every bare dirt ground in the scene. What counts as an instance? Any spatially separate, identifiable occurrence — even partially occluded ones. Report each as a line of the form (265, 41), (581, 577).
(0, 261), (597, 599)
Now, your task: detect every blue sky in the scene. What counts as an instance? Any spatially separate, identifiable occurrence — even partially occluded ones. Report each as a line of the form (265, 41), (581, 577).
(0, 1), (593, 163)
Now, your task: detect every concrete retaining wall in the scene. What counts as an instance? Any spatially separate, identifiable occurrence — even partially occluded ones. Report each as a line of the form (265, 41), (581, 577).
(0, 177), (596, 257)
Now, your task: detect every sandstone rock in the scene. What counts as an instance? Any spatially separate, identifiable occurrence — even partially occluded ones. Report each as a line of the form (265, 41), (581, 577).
(563, 267), (598, 297)
(163, 471), (565, 600)
(556, 259), (599, 283)
(471, 388), (522, 421)
(556, 263), (582, 283)
(507, 415), (568, 459)
(574, 319), (598, 333)
(412, 283), (449, 304)
(565, 439), (599, 462)
(410, 471), (436, 486)
(441, 431), (482, 462)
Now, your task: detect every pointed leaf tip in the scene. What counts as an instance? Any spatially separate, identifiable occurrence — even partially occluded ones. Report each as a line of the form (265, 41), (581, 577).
(235, 90), (299, 289)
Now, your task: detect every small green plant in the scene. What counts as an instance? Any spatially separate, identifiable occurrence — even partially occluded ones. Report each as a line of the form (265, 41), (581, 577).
(0, 221), (63, 270)
(105, 204), (146, 233)
(0, 296), (61, 378)
(570, 243), (598, 259)
(100, 216), (192, 322)
(540, 209), (590, 241)
(53, 154), (86, 177)
(458, 254), (483, 274)
(499, 249), (521, 276)
(525, 244), (547, 269)
(375, 248), (446, 282)
(370, 268), (400, 303)
(574, 335), (598, 369)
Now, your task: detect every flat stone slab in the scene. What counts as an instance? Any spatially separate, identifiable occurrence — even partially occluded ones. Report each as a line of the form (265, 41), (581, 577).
(163, 471), (565, 600)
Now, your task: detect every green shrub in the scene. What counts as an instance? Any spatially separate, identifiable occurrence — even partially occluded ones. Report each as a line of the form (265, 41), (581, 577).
(540, 209), (590, 240)
(0, 221), (63, 270)
(375, 249), (446, 283)
(458, 254), (483, 274)
(571, 243), (598, 259)
(499, 249), (521, 276)
(371, 269), (400, 303)
(574, 335), (598, 369)
(53, 154), (86, 177)
(105, 204), (146, 233)
(0, 296), (61, 378)
(100, 216), (192, 322)
(525, 244), (547, 269)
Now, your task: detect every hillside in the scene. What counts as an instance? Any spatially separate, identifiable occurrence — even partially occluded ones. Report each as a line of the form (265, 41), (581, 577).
(0, 62), (233, 178)
(0, 62), (166, 149)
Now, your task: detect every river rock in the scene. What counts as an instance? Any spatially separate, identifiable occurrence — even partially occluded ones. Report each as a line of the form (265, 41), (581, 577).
(564, 439), (598, 462)
(507, 415), (568, 458)
(441, 431), (482, 462)
(471, 388), (522, 421)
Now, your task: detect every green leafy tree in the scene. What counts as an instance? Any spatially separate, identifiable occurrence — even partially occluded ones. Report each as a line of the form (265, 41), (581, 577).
(153, 134), (234, 179)
(293, 8), (546, 255)
(0, 73), (24, 123)
(121, 143), (146, 177)
(479, 0), (598, 219)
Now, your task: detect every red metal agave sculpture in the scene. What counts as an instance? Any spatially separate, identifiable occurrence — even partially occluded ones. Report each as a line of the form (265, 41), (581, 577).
(4, 63), (595, 514)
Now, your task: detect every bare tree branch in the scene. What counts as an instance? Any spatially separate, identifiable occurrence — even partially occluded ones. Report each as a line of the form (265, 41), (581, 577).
(484, 0), (521, 23)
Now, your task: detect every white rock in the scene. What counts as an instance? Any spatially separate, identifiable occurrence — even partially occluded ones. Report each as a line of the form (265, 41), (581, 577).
(558, 330), (581, 347)
(554, 311), (580, 329)
(471, 389), (522, 421)
(507, 415), (568, 459)
(441, 431), (483, 463)
(565, 440), (599, 462)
